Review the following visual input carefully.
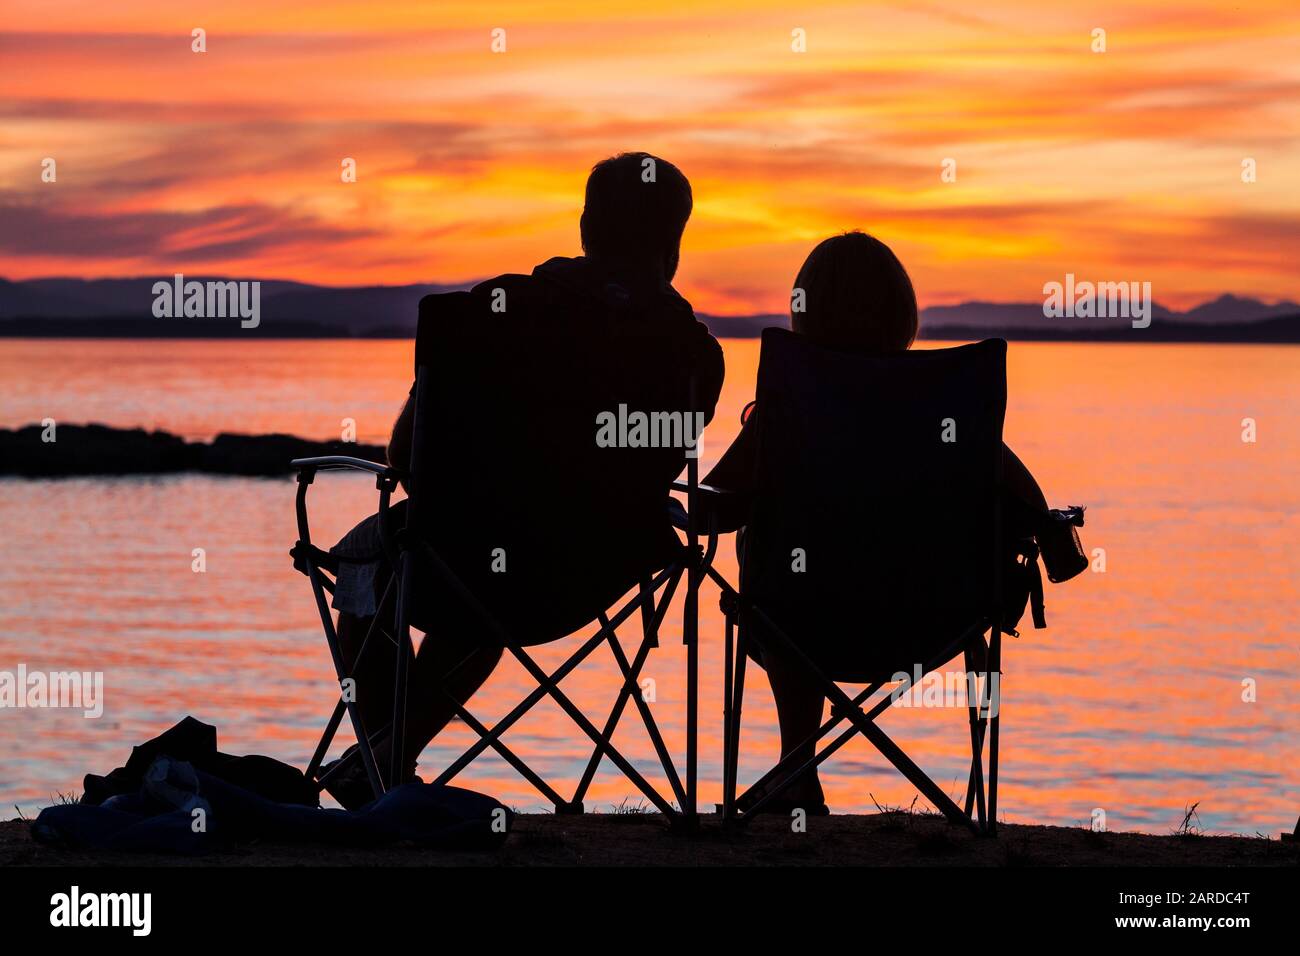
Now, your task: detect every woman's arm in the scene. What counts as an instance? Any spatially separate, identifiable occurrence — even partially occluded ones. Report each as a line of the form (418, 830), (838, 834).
(701, 414), (759, 533)
(1003, 443), (1047, 510)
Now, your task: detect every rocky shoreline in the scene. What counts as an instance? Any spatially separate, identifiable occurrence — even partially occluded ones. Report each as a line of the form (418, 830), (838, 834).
(0, 423), (386, 477)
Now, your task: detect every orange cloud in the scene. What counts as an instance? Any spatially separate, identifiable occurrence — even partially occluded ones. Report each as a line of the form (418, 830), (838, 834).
(1, 1), (1297, 311)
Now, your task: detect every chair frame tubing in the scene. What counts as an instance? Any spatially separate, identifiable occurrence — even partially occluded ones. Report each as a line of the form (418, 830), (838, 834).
(715, 574), (1002, 834)
(291, 366), (709, 825)
(704, 528), (1005, 835)
(709, 362), (1007, 834)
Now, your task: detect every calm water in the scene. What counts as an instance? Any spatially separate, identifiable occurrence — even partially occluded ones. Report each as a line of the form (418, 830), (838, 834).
(1, 338), (1297, 835)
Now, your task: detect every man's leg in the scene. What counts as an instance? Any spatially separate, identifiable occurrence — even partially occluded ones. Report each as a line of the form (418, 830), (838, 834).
(329, 611), (503, 785)
(336, 610), (397, 741)
(399, 630), (503, 770)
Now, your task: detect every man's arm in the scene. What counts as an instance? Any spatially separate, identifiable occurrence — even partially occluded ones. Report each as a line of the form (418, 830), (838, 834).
(694, 326), (725, 428)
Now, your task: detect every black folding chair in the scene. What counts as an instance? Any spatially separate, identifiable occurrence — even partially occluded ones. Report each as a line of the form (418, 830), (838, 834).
(289, 291), (711, 826)
(699, 329), (1010, 834)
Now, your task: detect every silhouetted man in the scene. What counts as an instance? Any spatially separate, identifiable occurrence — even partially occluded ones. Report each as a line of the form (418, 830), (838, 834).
(324, 152), (724, 807)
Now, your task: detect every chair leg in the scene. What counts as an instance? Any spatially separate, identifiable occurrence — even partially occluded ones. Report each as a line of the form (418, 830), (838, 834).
(509, 643), (679, 819)
(733, 615), (987, 819)
(986, 627), (1002, 835)
(305, 562), (385, 797)
(432, 570), (680, 811)
(580, 611), (689, 809)
(746, 604), (979, 831)
(734, 674), (922, 820)
(963, 645), (988, 829)
(735, 676), (885, 817)
(686, 627), (699, 822)
(721, 611), (734, 818)
(625, 568), (688, 805)
(571, 612), (620, 807)
(571, 569), (686, 809)
(316, 722), (391, 786)
(306, 579), (399, 788)
(739, 721), (856, 820)
(965, 708), (988, 828)
(684, 454), (699, 825)
(450, 701), (568, 807)
(433, 627), (611, 785)
(389, 550), (417, 788)
(306, 698), (346, 784)
(856, 716), (976, 831)
(409, 543), (682, 817)
(572, 643), (644, 806)
(964, 647), (977, 817)
(723, 620), (749, 821)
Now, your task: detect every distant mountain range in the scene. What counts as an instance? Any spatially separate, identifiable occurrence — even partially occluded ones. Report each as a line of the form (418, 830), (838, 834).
(0, 276), (462, 337)
(1, 277), (1297, 342)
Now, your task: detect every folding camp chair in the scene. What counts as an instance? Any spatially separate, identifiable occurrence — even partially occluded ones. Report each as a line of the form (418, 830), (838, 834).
(696, 329), (1010, 834)
(288, 291), (711, 826)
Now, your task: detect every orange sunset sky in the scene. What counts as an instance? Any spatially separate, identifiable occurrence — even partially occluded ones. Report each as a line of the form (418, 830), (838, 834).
(1, 0), (1297, 314)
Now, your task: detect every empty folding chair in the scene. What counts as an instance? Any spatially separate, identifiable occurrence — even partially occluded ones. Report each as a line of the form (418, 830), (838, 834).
(698, 329), (1016, 833)
(290, 288), (717, 826)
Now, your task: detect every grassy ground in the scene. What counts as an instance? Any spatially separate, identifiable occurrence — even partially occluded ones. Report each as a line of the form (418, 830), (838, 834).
(4, 810), (1297, 867)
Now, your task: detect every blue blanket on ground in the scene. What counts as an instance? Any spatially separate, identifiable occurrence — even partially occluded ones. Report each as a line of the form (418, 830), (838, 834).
(32, 756), (512, 854)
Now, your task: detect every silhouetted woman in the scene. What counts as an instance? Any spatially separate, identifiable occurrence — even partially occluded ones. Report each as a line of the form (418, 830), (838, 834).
(705, 231), (1049, 813)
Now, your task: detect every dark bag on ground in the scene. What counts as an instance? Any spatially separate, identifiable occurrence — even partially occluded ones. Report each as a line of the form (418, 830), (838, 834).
(81, 715), (316, 807)
(40, 714), (514, 854)
(35, 756), (512, 854)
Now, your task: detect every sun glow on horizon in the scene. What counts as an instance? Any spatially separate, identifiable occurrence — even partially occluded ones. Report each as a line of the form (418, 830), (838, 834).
(1, 1), (1298, 313)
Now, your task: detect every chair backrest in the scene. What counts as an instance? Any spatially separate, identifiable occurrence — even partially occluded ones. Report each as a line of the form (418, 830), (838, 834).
(742, 328), (1006, 681)
(407, 286), (709, 641)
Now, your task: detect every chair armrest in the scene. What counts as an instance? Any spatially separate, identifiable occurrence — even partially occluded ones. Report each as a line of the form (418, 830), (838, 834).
(670, 480), (748, 535)
(668, 480), (742, 534)
(290, 455), (396, 478)
(670, 479), (738, 499)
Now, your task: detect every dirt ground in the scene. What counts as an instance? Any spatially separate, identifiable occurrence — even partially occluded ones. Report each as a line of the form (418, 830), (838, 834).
(4, 811), (1297, 867)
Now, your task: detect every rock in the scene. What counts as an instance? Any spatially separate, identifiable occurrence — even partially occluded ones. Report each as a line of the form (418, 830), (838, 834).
(198, 433), (387, 476)
(0, 424), (386, 477)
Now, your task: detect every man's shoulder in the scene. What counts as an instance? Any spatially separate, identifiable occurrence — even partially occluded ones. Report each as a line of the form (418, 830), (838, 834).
(417, 259), (719, 359)
(466, 271), (546, 310)
(468, 271), (541, 297)
(416, 273), (543, 320)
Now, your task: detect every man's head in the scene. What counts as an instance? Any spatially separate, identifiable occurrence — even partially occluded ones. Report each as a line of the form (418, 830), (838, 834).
(580, 152), (692, 281)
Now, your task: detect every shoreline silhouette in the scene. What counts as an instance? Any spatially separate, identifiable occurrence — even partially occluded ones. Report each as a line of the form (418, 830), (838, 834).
(5, 813), (1296, 867)
(0, 423), (384, 478)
